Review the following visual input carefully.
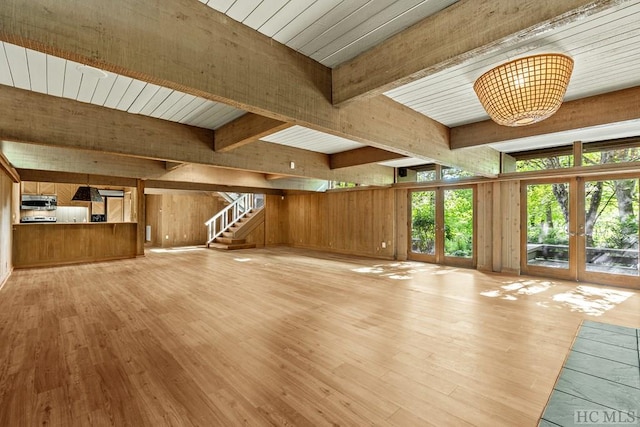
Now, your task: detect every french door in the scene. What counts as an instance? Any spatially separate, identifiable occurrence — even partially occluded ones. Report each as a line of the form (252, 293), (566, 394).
(522, 176), (640, 287)
(409, 186), (476, 268)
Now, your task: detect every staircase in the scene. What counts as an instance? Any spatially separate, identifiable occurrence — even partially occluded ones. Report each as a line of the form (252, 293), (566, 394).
(205, 193), (264, 250)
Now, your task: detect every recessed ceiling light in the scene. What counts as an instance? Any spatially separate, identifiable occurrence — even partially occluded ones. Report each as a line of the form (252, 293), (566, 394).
(76, 64), (109, 79)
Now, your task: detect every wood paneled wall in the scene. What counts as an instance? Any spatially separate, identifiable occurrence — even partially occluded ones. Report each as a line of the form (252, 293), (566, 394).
(12, 223), (137, 268)
(270, 184), (523, 270)
(0, 171), (13, 287)
(476, 183), (493, 271)
(497, 181), (521, 274)
(264, 195), (288, 245)
(145, 193), (227, 248)
(284, 189), (396, 259)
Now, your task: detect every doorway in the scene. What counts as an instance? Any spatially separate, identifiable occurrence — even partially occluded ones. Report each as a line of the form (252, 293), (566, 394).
(522, 177), (640, 287)
(409, 186), (476, 268)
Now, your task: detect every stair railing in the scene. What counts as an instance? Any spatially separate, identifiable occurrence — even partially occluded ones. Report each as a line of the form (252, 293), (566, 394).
(205, 193), (254, 245)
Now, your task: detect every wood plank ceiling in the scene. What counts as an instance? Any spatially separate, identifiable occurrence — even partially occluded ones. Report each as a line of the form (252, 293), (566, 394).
(1, 0), (640, 178)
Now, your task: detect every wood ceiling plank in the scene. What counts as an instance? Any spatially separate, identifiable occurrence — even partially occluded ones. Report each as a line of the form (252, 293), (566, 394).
(0, 0), (499, 176)
(450, 86), (640, 149)
(25, 49), (47, 94)
(0, 42), (13, 86)
(45, 54), (66, 97)
(332, 0), (618, 105)
(0, 85), (394, 185)
(4, 43), (29, 90)
(62, 60), (82, 100)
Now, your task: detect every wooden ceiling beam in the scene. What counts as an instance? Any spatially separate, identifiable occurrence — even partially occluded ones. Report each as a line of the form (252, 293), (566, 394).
(3, 141), (321, 192)
(16, 170), (138, 188)
(0, 151), (20, 183)
(0, 0), (499, 177)
(0, 86), (393, 185)
(450, 86), (640, 149)
(214, 114), (292, 152)
(333, 0), (617, 105)
(330, 147), (406, 169)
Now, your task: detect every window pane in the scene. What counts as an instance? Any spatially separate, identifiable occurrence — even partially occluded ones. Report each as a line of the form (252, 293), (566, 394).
(516, 155), (573, 172)
(411, 191), (436, 255)
(526, 183), (570, 269)
(585, 179), (639, 276)
(583, 148), (640, 166)
(444, 188), (473, 258)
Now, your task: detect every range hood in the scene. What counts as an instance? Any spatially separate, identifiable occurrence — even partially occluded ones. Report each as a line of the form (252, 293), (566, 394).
(72, 186), (103, 202)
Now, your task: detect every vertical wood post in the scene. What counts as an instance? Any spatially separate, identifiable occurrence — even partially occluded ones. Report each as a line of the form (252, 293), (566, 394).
(136, 179), (145, 256)
(573, 141), (583, 167)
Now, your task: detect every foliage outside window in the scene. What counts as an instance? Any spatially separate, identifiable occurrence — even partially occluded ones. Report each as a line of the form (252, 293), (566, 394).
(329, 181), (357, 189)
(411, 191), (436, 254)
(516, 155), (573, 172)
(442, 168), (475, 180)
(583, 147), (640, 166)
(417, 170), (436, 182)
(444, 188), (473, 258)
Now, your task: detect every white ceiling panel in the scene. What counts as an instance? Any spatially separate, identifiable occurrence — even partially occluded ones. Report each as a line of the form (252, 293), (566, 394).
(61, 61), (83, 100)
(159, 93), (198, 121)
(204, 0), (457, 68)
(149, 91), (187, 118)
(127, 83), (161, 114)
(0, 43), (13, 87)
(262, 125), (365, 154)
(26, 50), (47, 94)
(0, 43), (246, 131)
(243, 0), (289, 29)
(254, 1), (317, 38)
(4, 43), (30, 90)
(271, 0), (343, 44)
(226, 0), (262, 22)
(379, 157), (433, 168)
(286, 0), (371, 51)
(76, 72), (102, 103)
(45, 55), (65, 97)
(174, 98), (215, 123)
(489, 120), (640, 154)
(103, 76), (134, 109)
(385, 2), (640, 127)
(115, 79), (147, 111)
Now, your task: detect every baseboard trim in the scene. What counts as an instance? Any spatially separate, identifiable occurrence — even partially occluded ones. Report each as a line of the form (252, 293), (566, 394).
(0, 267), (13, 291)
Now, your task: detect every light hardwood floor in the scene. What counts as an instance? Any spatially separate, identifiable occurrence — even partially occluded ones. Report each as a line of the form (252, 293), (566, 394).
(1, 247), (639, 426)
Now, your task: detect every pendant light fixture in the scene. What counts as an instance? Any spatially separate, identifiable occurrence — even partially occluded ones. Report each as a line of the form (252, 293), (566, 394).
(473, 53), (574, 127)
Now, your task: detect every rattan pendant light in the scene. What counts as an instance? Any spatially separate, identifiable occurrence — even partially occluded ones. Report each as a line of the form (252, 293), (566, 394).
(473, 54), (574, 127)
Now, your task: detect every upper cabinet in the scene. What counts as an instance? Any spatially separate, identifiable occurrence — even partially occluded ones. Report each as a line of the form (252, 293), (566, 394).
(21, 181), (56, 195)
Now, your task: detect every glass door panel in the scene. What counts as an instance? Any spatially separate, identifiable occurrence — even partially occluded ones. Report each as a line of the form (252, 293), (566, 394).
(581, 178), (639, 281)
(524, 182), (573, 278)
(444, 188), (474, 261)
(410, 190), (436, 261)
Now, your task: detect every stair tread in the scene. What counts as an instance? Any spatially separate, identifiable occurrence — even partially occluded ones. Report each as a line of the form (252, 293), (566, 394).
(215, 237), (246, 244)
(208, 242), (256, 251)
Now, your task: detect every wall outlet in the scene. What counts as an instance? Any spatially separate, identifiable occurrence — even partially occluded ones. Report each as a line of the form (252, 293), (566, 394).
(381, 241), (386, 249)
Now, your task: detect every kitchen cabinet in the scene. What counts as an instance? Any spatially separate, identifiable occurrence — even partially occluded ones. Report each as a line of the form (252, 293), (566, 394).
(21, 181), (56, 195)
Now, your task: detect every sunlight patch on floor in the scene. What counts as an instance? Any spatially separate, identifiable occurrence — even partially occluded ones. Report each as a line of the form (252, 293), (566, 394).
(480, 279), (554, 300)
(352, 262), (444, 280)
(481, 278), (634, 316)
(149, 246), (205, 253)
(541, 285), (634, 316)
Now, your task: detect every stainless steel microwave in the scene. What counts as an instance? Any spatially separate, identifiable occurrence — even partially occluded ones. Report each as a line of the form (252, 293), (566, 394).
(21, 194), (57, 211)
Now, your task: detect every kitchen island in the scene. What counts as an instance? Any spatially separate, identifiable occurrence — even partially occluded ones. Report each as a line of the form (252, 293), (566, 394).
(12, 222), (137, 268)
